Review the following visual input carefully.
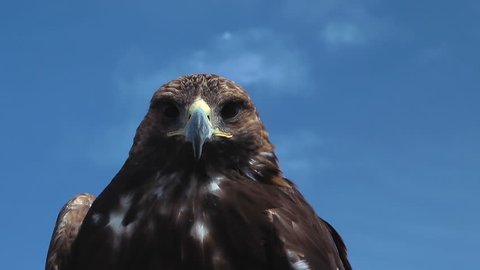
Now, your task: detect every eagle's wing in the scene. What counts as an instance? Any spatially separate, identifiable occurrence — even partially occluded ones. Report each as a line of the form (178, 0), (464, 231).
(46, 193), (96, 270)
(265, 186), (352, 270)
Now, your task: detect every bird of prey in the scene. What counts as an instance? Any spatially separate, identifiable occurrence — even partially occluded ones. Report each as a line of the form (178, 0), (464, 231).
(46, 74), (351, 270)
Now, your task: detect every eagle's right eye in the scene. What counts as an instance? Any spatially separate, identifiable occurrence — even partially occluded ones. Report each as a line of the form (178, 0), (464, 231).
(160, 102), (180, 119)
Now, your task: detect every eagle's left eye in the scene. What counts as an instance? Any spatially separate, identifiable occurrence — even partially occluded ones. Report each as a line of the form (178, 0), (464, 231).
(220, 101), (243, 120)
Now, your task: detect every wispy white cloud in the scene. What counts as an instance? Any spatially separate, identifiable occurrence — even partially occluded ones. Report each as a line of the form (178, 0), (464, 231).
(282, 0), (389, 47)
(319, 8), (389, 48)
(115, 28), (312, 102)
(417, 43), (448, 64)
(321, 22), (368, 46)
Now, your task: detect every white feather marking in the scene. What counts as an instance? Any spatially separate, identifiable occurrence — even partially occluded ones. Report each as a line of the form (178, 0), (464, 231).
(292, 260), (311, 270)
(292, 221), (300, 231)
(118, 194), (132, 208)
(108, 211), (125, 233)
(266, 208), (280, 222)
(205, 176), (223, 195)
(260, 151), (274, 158)
(91, 213), (102, 225)
(153, 185), (164, 198)
(191, 221), (209, 242)
(107, 194), (136, 247)
(176, 205), (187, 221)
(208, 181), (220, 192)
(287, 249), (310, 270)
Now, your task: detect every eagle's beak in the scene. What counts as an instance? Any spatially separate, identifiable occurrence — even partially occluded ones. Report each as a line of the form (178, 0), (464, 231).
(167, 98), (233, 159)
(184, 99), (213, 159)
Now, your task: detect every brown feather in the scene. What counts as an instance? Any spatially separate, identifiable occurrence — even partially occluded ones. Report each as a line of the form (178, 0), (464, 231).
(45, 193), (95, 270)
(270, 175), (292, 188)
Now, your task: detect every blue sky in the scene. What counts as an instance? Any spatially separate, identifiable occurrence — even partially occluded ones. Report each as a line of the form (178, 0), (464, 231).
(1, 0), (479, 269)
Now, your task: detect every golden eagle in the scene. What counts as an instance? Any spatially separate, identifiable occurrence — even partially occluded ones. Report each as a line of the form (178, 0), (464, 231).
(46, 74), (351, 270)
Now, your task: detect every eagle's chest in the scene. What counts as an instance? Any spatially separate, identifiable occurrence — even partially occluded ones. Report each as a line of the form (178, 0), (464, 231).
(84, 175), (272, 269)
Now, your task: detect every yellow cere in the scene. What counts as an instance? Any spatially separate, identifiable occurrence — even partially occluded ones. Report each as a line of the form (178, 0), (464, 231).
(188, 98), (212, 117)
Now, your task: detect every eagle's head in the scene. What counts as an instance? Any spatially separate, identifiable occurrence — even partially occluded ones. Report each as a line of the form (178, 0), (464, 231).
(128, 74), (281, 182)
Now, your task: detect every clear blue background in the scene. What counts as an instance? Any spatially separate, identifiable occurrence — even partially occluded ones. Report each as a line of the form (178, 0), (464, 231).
(1, 1), (479, 269)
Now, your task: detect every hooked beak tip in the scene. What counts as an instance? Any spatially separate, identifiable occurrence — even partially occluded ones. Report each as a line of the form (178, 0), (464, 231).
(185, 108), (213, 160)
(192, 135), (205, 160)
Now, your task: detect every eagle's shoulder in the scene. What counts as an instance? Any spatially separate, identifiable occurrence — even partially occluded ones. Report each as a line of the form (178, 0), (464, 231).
(46, 193), (95, 270)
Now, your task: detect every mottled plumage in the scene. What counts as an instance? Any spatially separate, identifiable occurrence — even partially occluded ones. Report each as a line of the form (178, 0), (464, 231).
(46, 193), (96, 270)
(46, 74), (351, 270)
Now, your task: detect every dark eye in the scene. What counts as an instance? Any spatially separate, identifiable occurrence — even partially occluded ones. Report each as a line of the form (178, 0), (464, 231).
(160, 102), (180, 118)
(220, 101), (243, 120)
